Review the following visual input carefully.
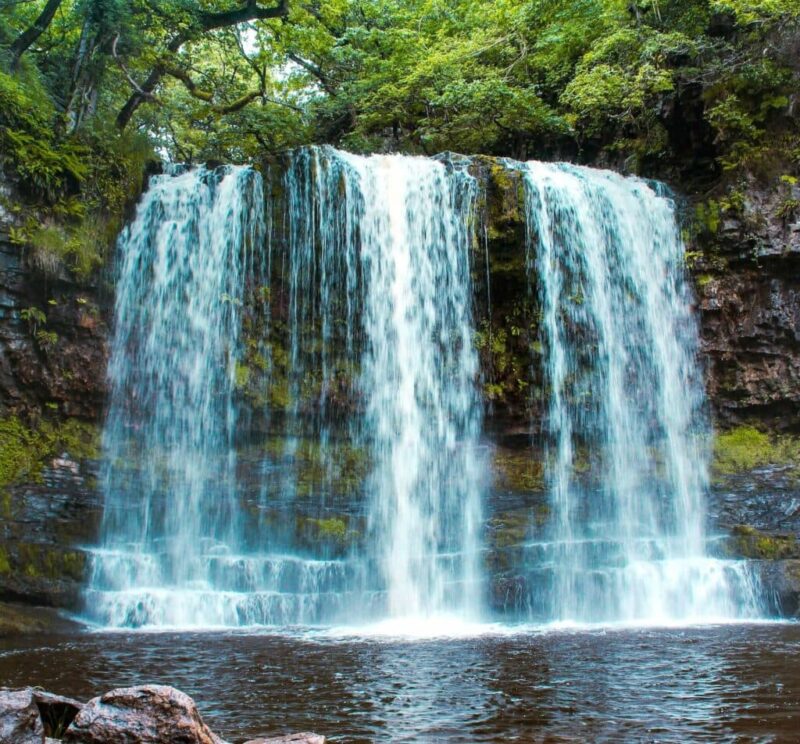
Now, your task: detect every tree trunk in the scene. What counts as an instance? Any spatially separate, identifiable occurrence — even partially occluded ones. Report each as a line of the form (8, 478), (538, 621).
(8, 0), (65, 70)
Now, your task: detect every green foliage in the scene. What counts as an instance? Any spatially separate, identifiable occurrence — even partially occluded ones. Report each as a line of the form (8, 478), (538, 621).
(713, 425), (800, 475)
(0, 416), (100, 491)
(0, 69), (87, 201)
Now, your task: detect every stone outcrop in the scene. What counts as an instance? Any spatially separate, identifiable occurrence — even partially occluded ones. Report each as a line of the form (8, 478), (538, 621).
(0, 687), (83, 744)
(0, 453), (101, 611)
(754, 559), (800, 617)
(0, 688), (44, 744)
(692, 174), (800, 430)
(62, 685), (223, 744)
(0, 684), (326, 744)
(0, 211), (109, 421)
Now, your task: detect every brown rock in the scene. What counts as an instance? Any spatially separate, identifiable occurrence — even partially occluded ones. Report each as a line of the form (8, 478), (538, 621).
(63, 685), (226, 744)
(244, 736), (326, 744)
(33, 690), (83, 738)
(0, 687), (45, 744)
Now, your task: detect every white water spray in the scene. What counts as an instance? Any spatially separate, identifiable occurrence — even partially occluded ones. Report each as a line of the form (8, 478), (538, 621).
(521, 161), (762, 623)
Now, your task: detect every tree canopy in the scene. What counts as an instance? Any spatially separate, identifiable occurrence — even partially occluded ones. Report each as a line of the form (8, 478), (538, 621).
(1, 0), (798, 210)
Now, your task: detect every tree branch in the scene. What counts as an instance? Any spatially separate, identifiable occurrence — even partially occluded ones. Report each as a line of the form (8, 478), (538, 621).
(8, 0), (64, 70)
(287, 52), (337, 96)
(164, 65), (214, 102)
(112, 34), (159, 102)
(116, 0), (289, 129)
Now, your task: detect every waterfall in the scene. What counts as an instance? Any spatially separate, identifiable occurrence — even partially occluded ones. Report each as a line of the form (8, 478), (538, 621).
(87, 149), (484, 627)
(86, 149), (761, 630)
(274, 148), (484, 621)
(520, 162), (762, 624)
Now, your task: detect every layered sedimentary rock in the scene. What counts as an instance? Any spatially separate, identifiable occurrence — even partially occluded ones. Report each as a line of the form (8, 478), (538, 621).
(1, 156), (799, 617)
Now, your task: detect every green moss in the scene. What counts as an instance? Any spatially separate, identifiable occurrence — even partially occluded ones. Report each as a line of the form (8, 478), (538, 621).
(493, 449), (545, 492)
(484, 160), (524, 241)
(296, 515), (360, 555)
(713, 425), (800, 475)
(695, 199), (721, 235)
(309, 517), (348, 541)
(0, 548), (10, 575)
(268, 379), (291, 409)
(727, 525), (798, 560)
(14, 544), (87, 582)
(234, 361), (251, 390)
(0, 416), (99, 490)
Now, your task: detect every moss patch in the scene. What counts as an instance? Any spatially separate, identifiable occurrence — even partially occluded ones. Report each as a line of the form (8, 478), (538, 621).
(0, 416), (100, 490)
(296, 515), (361, 556)
(713, 426), (800, 475)
(726, 525), (799, 560)
(493, 449), (545, 492)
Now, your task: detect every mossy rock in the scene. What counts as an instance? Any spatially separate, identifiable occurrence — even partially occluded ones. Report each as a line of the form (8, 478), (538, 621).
(713, 425), (800, 476)
(726, 525), (799, 560)
(295, 515), (362, 556)
(0, 416), (100, 492)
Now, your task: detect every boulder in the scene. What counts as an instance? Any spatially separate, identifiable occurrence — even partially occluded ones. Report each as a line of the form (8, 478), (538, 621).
(244, 736), (326, 744)
(756, 559), (800, 616)
(33, 690), (83, 738)
(63, 685), (226, 744)
(0, 687), (44, 744)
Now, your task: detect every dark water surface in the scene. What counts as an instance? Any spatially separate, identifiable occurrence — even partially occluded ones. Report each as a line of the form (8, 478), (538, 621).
(1, 623), (799, 742)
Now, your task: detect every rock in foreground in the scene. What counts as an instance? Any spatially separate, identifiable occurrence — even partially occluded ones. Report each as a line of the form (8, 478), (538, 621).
(0, 684), (326, 744)
(0, 688), (44, 744)
(62, 685), (224, 744)
(0, 687), (83, 744)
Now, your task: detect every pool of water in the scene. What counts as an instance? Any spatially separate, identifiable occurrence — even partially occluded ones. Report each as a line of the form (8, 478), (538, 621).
(2, 622), (799, 742)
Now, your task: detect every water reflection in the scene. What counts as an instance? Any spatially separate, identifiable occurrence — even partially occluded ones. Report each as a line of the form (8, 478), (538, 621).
(1, 624), (798, 742)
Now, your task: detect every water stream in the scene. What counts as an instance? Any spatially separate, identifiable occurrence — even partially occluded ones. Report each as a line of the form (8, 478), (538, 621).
(85, 149), (762, 630)
(520, 161), (762, 623)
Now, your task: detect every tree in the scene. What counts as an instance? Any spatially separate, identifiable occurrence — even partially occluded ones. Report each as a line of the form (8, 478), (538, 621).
(115, 0), (290, 129)
(8, 0), (65, 70)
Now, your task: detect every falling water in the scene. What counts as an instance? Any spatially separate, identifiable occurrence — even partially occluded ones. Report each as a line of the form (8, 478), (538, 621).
(275, 148), (484, 621)
(86, 150), (762, 629)
(85, 165), (265, 626)
(521, 162), (762, 623)
(87, 149), (484, 627)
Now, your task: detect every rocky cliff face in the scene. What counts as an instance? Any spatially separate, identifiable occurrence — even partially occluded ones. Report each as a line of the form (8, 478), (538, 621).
(0, 172), (110, 421)
(0, 171), (107, 618)
(2, 155), (800, 620)
(693, 179), (800, 430)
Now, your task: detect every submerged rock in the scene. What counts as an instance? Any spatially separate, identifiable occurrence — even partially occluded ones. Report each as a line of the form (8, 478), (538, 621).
(62, 685), (225, 744)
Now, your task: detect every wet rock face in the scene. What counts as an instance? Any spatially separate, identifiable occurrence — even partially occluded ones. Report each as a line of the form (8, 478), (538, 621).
(692, 173), (800, 430)
(0, 454), (101, 610)
(0, 177), (110, 421)
(698, 262), (800, 429)
(754, 560), (800, 617)
(63, 685), (225, 744)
